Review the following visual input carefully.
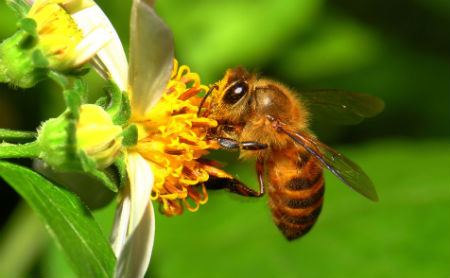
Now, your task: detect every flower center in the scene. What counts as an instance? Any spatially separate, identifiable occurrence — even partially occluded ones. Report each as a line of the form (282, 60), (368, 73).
(132, 60), (231, 216)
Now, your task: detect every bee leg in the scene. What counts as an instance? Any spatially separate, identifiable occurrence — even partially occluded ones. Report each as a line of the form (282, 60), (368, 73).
(205, 175), (265, 197)
(216, 137), (268, 151)
(256, 157), (265, 196)
(241, 141), (268, 150)
(216, 137), (240, 150)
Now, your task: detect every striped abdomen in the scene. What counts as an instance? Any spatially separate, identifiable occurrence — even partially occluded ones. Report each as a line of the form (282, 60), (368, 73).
(266, 146), (324, 240)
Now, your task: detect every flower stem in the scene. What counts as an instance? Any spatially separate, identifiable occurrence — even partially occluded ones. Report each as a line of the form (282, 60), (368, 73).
(0, 128), (37, 143)
(0, 141), (40, 159)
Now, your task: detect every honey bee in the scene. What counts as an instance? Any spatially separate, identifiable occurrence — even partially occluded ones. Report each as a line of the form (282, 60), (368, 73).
(198, 67), (384, 240)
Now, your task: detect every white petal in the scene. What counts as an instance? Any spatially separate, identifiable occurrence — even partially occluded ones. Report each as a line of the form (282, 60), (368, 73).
(126, 152), (153, 230)
(113, 152), (155, 278)
(72, 4), (129, 91)
(114, 199), (155, 278)
(73, 25), (112, 67)
(110, 188), (131, 257)
(129, 0), (174, 119)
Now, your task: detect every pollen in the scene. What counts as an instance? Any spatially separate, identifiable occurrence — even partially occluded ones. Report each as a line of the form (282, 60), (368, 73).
(132, 60), (231, 216)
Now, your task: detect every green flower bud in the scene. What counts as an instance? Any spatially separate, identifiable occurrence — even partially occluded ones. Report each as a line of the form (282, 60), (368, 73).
(37, 104), (123, 172)
(77, 104), (123, 169)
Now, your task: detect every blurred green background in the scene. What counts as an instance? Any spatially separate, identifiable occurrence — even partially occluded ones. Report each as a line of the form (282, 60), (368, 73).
(0, 0), (449, 277)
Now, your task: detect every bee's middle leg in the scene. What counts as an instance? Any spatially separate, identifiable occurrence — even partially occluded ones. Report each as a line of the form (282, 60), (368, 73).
(216, 137), (268, 151)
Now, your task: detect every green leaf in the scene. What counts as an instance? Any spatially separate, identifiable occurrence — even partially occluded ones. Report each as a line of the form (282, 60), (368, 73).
(0, 161), (116, 278)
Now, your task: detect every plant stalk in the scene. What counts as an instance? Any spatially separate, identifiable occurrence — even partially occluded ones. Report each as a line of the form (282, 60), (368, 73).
(0, 141), (40, 158)
(0, 128), (37, 143)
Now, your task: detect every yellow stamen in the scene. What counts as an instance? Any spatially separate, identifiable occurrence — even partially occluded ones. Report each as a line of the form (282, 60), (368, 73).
(132, 60), (231, 216)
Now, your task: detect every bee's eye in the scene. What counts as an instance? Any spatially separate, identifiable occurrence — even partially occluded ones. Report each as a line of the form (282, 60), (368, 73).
(223, 81), (249, 104)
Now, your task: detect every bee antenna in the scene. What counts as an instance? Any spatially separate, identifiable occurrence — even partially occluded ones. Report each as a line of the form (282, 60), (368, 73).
(197, 85), (217, 117)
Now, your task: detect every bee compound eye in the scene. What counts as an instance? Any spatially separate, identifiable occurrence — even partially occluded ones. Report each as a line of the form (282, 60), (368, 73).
(223, 81), (249, 104)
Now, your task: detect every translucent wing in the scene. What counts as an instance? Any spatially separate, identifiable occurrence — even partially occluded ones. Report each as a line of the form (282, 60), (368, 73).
(299, 90), (385, 125)
(272, 119), (378, 201)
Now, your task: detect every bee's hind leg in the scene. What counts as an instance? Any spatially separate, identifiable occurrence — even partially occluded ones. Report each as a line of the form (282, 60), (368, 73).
(207, 138), (267, 197)
(204, 175), (265, 197)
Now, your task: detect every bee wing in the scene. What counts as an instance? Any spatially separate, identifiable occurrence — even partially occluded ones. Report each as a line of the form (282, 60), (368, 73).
(275, 121), (378, 201)
(299, 90), (385, 125)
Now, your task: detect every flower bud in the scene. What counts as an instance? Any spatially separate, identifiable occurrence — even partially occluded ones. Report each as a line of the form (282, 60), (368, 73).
(38, 104), (123, 172)
(77, 104), (123, 169)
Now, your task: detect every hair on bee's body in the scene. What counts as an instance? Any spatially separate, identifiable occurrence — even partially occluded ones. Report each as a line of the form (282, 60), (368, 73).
(200, 66), (382, 240)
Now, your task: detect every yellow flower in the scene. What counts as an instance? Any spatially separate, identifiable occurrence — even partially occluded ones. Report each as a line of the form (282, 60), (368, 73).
(27, 0), (112, 70)
(131, 60), (231, 216)
(90, 0), (230, 277)
(0, 0), (113, 88)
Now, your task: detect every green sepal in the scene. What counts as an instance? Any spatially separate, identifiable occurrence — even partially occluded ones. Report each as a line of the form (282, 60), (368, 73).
(18, 18), (38, 39)
(17, 19), (38, 50)
(48, 71), (70, 88)
(63, 67), (90, 77)
(102, 79), (131, 125)
(121, 124), (138, 147)
(88, 168), (119, 193)
(116, 92), (132, 125)
(6, 0), (31, 18)
(95, 96), (108, 108)
(0, 27), (49, 88)
(113, 154), (127, 188)
(31, 49), (49, 68)
(78, 151), (118, 192)
(78, 149), (97, 171)
(104, 79), (121, 111)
